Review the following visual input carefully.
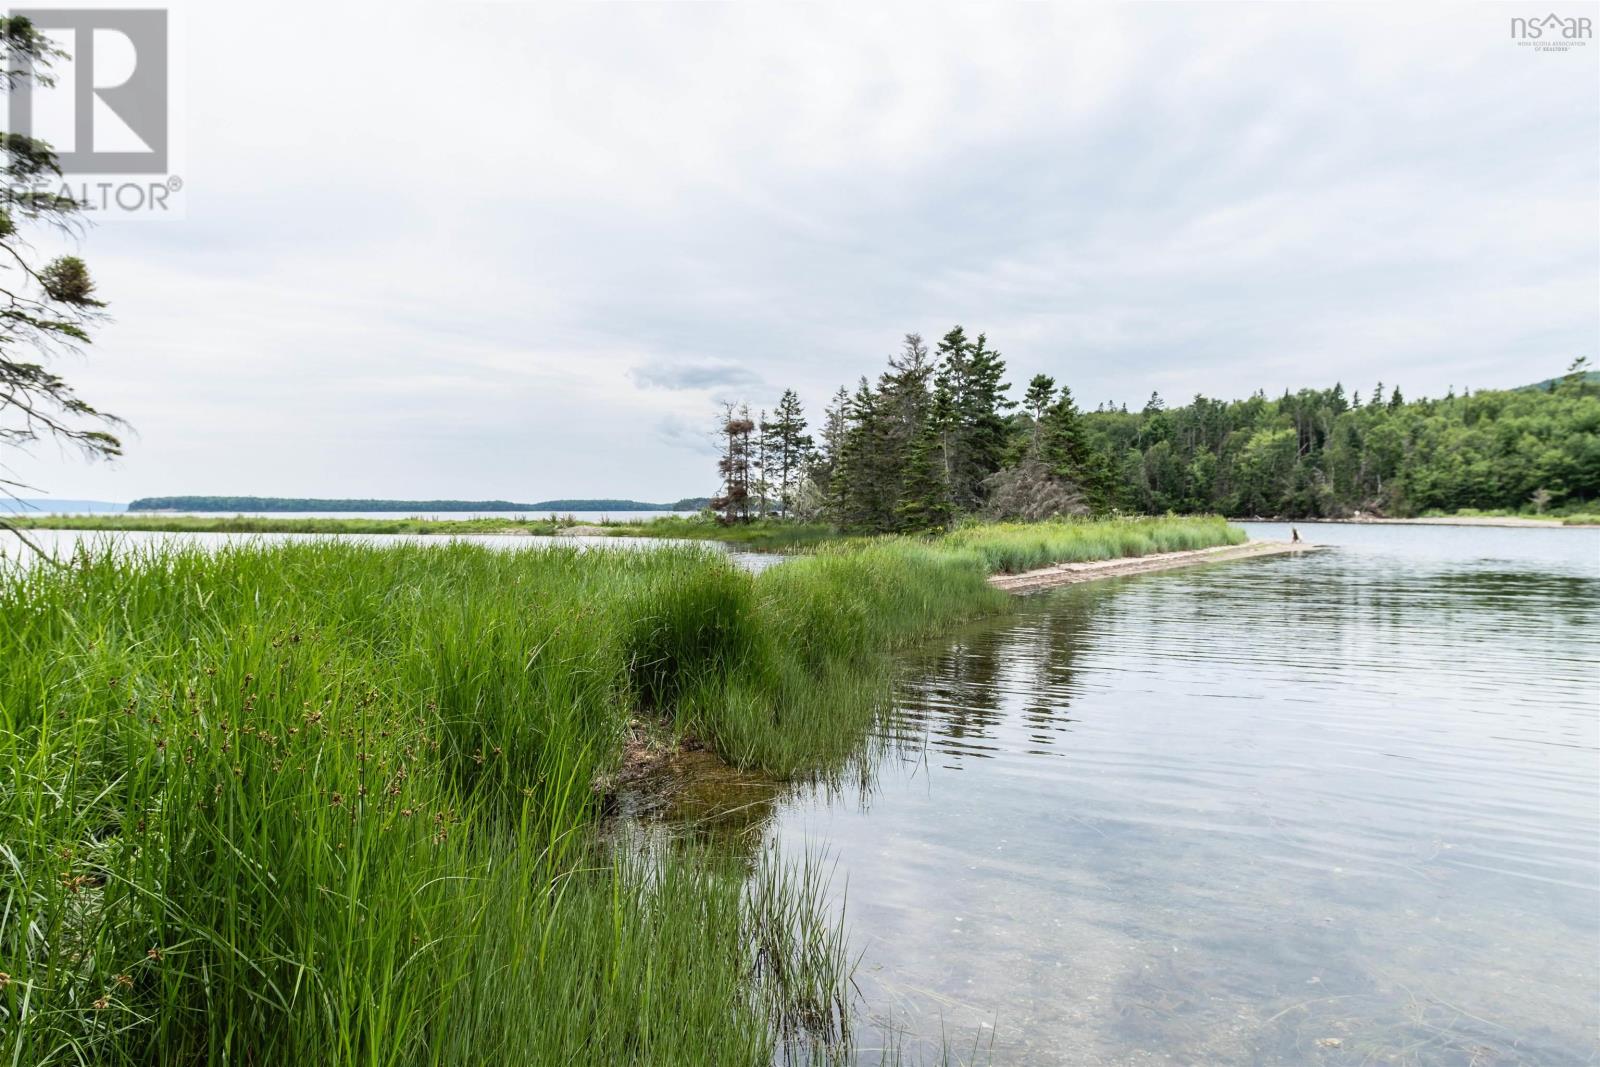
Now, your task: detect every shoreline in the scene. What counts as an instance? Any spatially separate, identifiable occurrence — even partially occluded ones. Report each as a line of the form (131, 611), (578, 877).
(1244, 515), (1597, 529)
(988, 540), (1314, 593)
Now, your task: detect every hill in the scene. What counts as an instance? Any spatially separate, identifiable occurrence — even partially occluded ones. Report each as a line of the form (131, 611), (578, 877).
(1521, 370), (1600, 392)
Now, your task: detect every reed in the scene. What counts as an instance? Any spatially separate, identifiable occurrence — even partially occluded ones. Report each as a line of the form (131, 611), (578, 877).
(2, 513), (565, 535)
(939, 515), (1246, 573)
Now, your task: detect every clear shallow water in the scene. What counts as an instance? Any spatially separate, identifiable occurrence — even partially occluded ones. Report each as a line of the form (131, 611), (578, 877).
(695, 524), (1599, 1064)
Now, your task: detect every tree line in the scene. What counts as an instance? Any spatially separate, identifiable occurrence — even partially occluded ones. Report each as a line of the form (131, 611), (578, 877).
(712, 333), (1599, 529)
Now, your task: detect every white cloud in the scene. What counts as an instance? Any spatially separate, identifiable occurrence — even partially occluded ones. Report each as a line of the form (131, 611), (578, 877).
(9, 1), (1596, 501)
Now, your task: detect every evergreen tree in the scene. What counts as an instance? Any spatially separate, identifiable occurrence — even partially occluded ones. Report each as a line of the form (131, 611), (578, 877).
(876, 333), (937, 524)
(753, 408), (770, 515)
(833, 378), (893, 530)
(933, 326), (973, 507)
(1023, 374), (1056, 426)
(812, 385), (851, 519)
(896, 417), (953, 531)
(1039, 385), (1108, 510)
(935, 328), (1012, 510)
(765, 389), (812, 518)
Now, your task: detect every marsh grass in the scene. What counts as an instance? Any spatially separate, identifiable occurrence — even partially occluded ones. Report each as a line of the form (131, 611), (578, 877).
(0, 517), (1242, 1064)
(938, 515), (1246, 574)
(605, 515), (840, 550)
(3, 514), (566, 535)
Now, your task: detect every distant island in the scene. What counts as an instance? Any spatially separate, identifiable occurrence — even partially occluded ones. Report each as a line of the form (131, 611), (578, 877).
(127, 496), (710, 513)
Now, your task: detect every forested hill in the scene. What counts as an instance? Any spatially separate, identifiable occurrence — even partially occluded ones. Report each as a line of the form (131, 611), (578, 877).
(1075, 377), (1599, 517)
(742, 330), (1599, 530)
(126, 497), (708, 513)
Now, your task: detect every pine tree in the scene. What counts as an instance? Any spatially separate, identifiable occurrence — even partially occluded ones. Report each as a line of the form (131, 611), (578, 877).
(766, 389), (812, 517)
(1023, 374), (1056, 449)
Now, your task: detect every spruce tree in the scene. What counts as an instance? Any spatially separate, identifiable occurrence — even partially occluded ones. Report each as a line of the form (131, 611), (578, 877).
(814, 386), (851, 521)
(833, 378), (893, 530)
(933, 326), (973, 508)
(876, 333), (937, 519)
(1023, 374), (1056, 449)
(962, 333), (1014, 497)
(934, 326), (1013, 512)
(896, 417), (953, 531)
(766, 389), (812, 518)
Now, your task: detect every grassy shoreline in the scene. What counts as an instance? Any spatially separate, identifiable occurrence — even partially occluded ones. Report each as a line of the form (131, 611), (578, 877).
(0, 518), (1240, 1064)
(11, 509), (1597, 541)
(2, 513), (569, 535)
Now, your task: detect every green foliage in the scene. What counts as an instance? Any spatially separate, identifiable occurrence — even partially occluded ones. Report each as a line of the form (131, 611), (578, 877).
(2, 20), (122, 507)
(0, 540), (884, 1063)
(939, 515), (1245, 574)
(761, 390), (813, 517)
(764, 325), (1596, 527)
(1078, 378), (1600, 517)
(808, 328), (1016, 534)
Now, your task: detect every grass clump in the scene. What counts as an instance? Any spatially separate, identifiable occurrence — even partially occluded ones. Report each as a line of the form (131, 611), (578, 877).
(0, 541), (865, 1065)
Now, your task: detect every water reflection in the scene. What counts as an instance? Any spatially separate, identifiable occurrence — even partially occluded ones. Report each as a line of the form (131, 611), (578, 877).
(652, 526), (1600, 1065)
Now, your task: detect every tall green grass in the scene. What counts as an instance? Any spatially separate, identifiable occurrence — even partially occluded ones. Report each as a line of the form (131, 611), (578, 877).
(3, 514), (565, 535)
(0, 541), (858, 1064)
(603, 515), (840, 550)
(938, 515), (1246, 573)
(0, 517), (1242, 1064)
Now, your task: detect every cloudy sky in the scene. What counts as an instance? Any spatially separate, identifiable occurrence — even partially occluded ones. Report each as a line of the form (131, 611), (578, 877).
(8, 2), (1598, 503)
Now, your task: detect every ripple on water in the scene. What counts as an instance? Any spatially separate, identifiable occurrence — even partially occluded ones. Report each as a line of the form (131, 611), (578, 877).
(762, 527), (1600, 1065)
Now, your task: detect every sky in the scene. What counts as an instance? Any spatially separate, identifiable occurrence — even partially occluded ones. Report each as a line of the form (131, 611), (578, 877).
(6, 1), (1598, 503)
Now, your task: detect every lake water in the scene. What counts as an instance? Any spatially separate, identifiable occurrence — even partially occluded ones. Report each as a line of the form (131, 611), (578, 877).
(672, 523), (1600, 1064)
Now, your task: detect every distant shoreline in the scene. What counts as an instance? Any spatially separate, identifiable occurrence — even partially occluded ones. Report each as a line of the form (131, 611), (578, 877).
(123, 496), (710, 513)
(1251, 515), (1598, 529)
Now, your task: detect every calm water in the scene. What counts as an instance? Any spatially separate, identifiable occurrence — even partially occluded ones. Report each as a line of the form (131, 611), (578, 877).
(691, 524), (1600, 1064)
